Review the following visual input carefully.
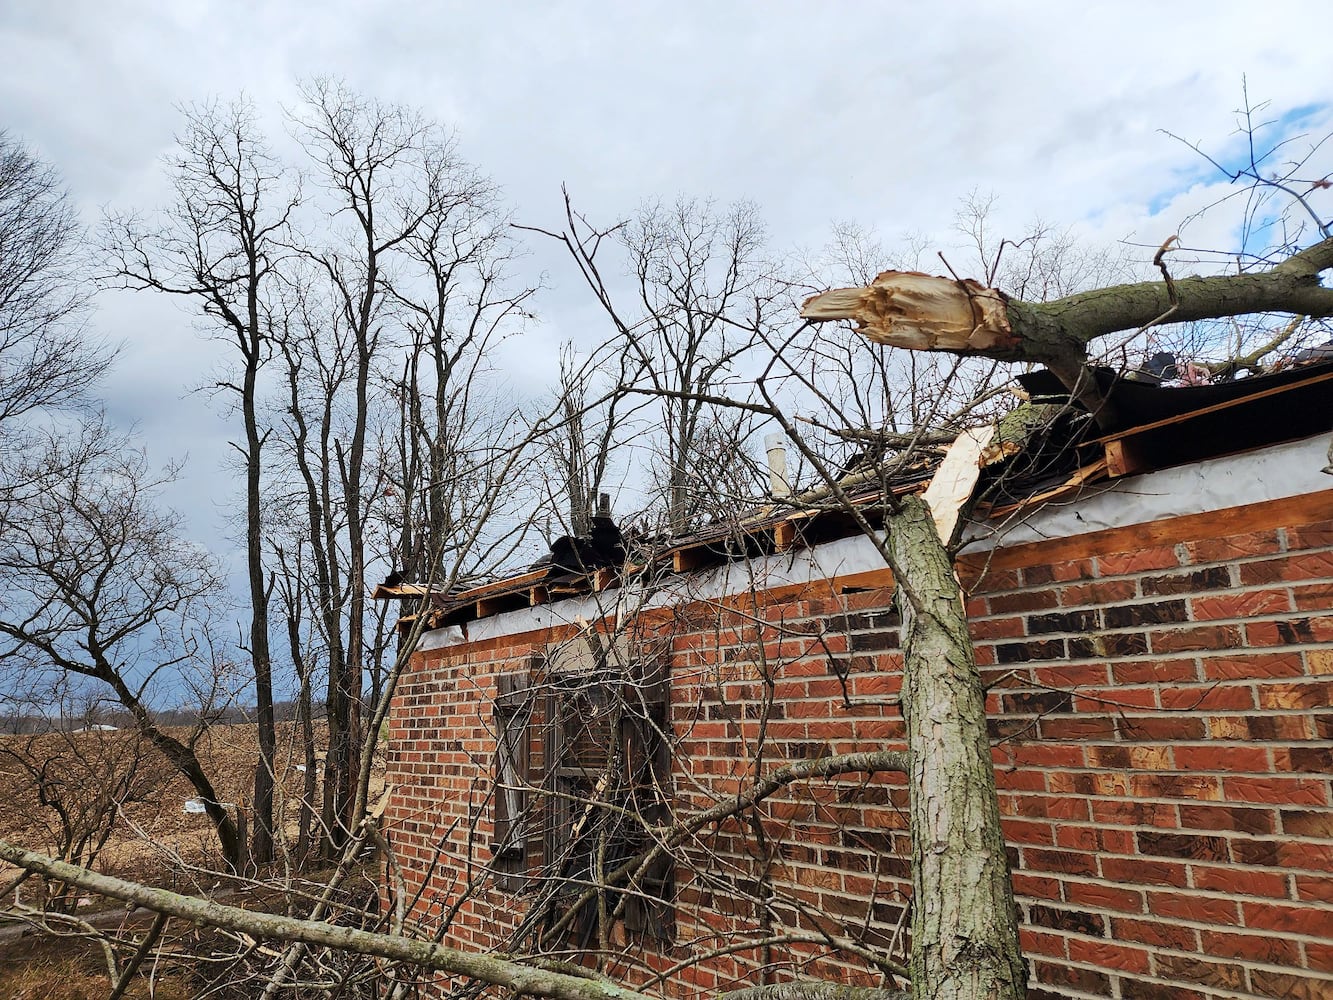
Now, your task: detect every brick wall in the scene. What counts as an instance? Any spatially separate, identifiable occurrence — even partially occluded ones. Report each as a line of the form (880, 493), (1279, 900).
(384, 491), (1333, 999)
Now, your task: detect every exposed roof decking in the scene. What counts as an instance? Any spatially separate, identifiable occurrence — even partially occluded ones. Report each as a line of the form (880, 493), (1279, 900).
(379, 362), (1333, 629)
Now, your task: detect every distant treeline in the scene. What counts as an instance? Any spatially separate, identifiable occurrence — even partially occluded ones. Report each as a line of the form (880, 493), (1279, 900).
(1, 699), (329, 735)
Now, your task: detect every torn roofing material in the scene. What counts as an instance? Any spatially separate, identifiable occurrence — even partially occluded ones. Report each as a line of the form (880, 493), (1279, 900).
(379, 362), (1333, 628)
(1016, 356), (1333, 431)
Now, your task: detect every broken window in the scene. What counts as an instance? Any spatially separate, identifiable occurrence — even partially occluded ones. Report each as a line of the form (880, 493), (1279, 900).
(540, 651), (673, 944)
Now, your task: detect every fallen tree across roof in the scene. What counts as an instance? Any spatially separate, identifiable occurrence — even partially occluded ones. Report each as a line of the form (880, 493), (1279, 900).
(800, 237), (1333, 425)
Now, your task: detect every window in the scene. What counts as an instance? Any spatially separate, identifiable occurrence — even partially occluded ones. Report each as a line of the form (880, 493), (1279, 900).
(490, 645), (672, 940)
(542, 656), (673, 943)
(492, 671), (534, 891)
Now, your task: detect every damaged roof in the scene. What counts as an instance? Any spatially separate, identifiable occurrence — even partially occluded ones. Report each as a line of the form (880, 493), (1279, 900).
(377, 358), (1333, 629)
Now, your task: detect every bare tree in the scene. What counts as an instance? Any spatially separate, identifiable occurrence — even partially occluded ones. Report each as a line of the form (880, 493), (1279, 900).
(103, 99), (297, 864)
(0, 417), (240, 867)
(535, 338), (645, 538)
(266, 79), (539, 853)
(1, 720), (170, 913)
(0, 132), (110, 429)
(524, 195), (779, 534)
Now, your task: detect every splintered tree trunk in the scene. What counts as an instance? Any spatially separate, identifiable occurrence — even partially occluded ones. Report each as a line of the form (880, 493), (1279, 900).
(887, 495), (1025, 1000)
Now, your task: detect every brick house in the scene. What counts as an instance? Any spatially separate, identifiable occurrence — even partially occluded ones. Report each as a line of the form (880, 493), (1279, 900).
(380, 370), (1333, 1000)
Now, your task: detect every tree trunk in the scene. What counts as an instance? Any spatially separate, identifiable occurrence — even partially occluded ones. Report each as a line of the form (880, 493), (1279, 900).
(888, 495), (1025, 1000)
(244, 327), (276, 867)
(95, 660), (242, 869)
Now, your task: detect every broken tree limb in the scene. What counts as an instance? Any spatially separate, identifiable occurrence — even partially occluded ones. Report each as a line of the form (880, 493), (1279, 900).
(801, 239), (1333, 368)
(920, 426), (993, 545)
(799, 272), (1017, 354)
(0, 838), (646, 1000)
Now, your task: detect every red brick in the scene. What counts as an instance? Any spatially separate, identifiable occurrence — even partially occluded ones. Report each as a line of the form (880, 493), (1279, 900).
(1119, 980), (1208, 1000)
(1247, 616), (1333, 646)
(1064, 880), (1144, 913)
(1248, 969), (1333, 1000)
(1191, 588), (1292, 619)
(1174, 744), (1271, 773)
(1018, 926), (1068, 958)
(1002, 818), (1055, 845)
(1101, 829), (1136, 854)
(1305, 940), (1333, 973)
(1257, 680), (1333, 710)
(1112, 658), (1199, 684)
(1150, 624), (1247, 655)
(1159, 683), (1255, 711)
(1282, 810), (1333, 838)
(1002, 773), (1050, 794)
(1093, 800), (1178, 832)
(1055, 825), (1101, 852)
(1200, 651), (1305, 680)
(1052, 771), (1131, 798)
(1208, 712), (1313, 741)
(1097, 548), (1181, 576)
(1279, 746), (1333, 773)
(1031, 960), (1112, 996)
(1284, 521), (1333, 549)
(1184, 529), (1279, 562)
(1129, 773), (1222, 801)
(971, 566), (1021, 591)
(1231, 839), (1321, 878)
(1293, 580), (1333, 611)
(1027, 905), (1105, 940)
(1005, 743), (1086, 768)
(1200, 927), (1302, 965)
(1241, 550), (1333, 585)
(1100, 857), (1188, 888)
(1317, 711), (1333, 739)
(1087, 745), (1172, 770)
(1019, 563), (1055, 586)
(1243, 900), (1330, 935)
(846, 673), (902, 699)
(1178, 804), (1276, 835)
(1050, 558), (1097, 582)
(1153, 953), (1247, 991)
(1137, 831), (1229, 863)
(988, 590), (1060, 614)
(1012, 872), (1063, 899)
(1224, 776), (1329, 806)
(1059, 578), (1138, 606)
(1110, 916), (1197, 950)
(1023, 847), (1098, 876)
(1075, 686), (1159, 711)
(1190, 863), (1289, 898)
(1311, 648), (1333, 676)
(1294, 875), (1333, 904)
(969, 616), (1026, 639)
(1067, 938), (1151, 974)
(1039, 716), (1120, 740)
(1033, 663), (1113, 688)
(1146, 890), (1237, 922)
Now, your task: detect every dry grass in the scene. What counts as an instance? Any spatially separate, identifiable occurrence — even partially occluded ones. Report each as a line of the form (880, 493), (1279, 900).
(0, 720), (380, 905)
(1, 721), (387, 997)
(0, 955), (193, 1000)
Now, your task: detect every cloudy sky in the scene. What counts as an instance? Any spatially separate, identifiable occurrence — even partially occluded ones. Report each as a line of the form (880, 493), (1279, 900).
(3, 0), (1330, 571)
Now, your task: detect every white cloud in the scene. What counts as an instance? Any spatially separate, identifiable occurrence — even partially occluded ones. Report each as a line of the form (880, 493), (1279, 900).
(1, 0), (1327, 571)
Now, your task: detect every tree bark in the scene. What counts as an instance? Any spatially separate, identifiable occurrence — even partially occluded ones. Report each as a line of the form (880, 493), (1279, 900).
(801, 239), (1333, 369)
(888, 495), (1025, 1000)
